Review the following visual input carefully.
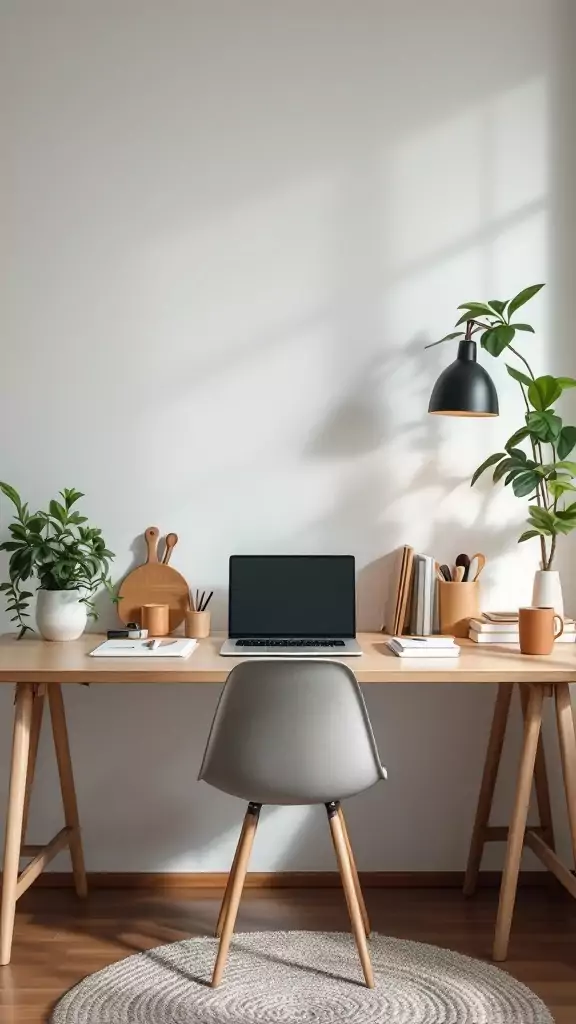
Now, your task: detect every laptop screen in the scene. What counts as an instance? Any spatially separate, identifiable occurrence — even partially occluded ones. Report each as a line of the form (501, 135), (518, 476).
(228, 555), (356, 638)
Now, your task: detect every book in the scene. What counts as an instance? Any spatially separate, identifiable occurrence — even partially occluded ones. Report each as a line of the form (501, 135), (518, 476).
(471, 616), (575, 635)
(386, 640), (460, 658)
(408, 553), (436, 636)
(383, 545), (415, 636)
(483, 611), (519, 622)
(469, 629), (575, 644)
(483, 611), (575, 625)
(90, 638), (198, 658)
(390, 636), (456, 649)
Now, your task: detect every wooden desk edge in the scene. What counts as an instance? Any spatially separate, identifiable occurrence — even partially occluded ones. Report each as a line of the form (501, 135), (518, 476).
(0, 633), (575, 684)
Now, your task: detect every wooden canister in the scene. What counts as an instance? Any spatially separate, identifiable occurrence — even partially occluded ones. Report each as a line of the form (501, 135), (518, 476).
(185, 610), (211, 639)
(141, 603), (170, 636)
(438, 581), (480, 638)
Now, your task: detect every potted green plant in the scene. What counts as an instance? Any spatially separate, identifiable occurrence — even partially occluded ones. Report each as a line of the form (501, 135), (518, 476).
(428, 284), (576, 615)
(0, 483), (116, 640)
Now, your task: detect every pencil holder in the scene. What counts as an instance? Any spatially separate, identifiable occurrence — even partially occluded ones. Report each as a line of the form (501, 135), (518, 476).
(438, 581), (480, 638)
(185, 610), (211, 639)
(141, 603), (170, 636)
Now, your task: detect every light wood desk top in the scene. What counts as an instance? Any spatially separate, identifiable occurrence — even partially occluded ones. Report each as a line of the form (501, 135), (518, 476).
(0, 632), (575, 684)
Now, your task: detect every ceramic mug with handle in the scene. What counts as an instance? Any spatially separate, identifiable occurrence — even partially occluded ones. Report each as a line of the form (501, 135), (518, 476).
(518, 606), (563, 655)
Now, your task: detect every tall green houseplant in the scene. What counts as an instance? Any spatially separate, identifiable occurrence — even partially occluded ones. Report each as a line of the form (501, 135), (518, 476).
(429, 284), (576, 570)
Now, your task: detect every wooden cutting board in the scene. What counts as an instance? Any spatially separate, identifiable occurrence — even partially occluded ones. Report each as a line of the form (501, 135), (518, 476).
(117, 527), (190, 632)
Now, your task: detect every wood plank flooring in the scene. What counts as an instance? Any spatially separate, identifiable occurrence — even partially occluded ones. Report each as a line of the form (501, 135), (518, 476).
(0, 885), (575, 1022)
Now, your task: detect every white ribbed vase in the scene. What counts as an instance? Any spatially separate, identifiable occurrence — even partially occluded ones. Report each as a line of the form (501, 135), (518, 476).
(36, 589), (87, 641)
(531, 570), (564, 618)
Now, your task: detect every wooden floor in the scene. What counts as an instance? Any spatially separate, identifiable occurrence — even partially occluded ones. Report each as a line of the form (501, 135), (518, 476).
(0, 885), (575, 1022)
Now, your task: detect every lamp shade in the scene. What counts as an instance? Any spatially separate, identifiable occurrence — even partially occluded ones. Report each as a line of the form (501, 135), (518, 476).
(428, 339), (499, 417)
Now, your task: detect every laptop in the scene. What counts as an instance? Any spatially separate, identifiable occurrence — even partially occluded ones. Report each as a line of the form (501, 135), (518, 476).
(220, 554), (362, 657)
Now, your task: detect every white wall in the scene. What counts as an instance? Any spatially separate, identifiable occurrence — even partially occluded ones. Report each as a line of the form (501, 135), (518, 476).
(1, 0), (575, 872)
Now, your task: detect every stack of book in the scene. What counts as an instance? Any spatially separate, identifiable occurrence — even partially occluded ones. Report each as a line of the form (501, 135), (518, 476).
(384, 546), (439, 637)
(469, 612), (576, 644)
(386, 636), (460, 658)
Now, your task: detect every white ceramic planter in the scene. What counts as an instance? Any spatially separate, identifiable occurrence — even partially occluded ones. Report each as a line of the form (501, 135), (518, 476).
(36, 589), (87, 641)
(531, 569), (564, 618)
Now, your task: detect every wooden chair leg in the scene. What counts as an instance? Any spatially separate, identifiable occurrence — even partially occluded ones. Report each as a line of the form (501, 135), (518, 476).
(338, 806), (370, 937)
(21, 687), (45, 846)
(464, 684), (512, 896)
(555, 683), (576, 865)
(1, 683), (34, 965)
(47, 683), (87, 898)
(327, 802), (374, 988)
(520, 684), (555, 850)
(493, 684), (544, 962)
(215, 817), (249, 937)
(211, 803), (260, 987)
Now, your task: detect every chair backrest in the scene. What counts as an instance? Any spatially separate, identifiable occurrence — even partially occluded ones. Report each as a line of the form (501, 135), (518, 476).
(199, 659), (386, 805)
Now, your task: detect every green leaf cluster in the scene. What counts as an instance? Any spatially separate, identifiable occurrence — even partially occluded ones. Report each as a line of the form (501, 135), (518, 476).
(460, 283), (576, 569)
(426, 283), (545, 352)
(0, 485), (117, 638)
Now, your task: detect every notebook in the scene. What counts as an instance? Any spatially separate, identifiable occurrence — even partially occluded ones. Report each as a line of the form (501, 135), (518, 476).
(90, 639), (197, 658)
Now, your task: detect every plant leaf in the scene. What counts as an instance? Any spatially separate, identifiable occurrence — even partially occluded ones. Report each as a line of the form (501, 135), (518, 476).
(506, 364), (533, 387)
(0, 482), (22, 513)
(557, 425), (576, 460)
(457, 301), (498, 316)
(505, 426), (530, 450)
(512, 470), (543, 497)
(48, 499), (66, 523)
(507, 283), (545, 318)
(548, 478), (576, 499)
(488, 298), (508, 315)
(470, 452), (507, 487)
(481, 324), (515, 357)
(526, 410), (562, 442)
(518, 529), (541, 542)
(528, 505), (554, 526)
(507, 447), (528, 462)
(554, 460), (576, 475)
(557, 377), (576, 390)
(493, 457), (525, 484)
(509, 323), (535, 333)
(527, 375), (562, 411)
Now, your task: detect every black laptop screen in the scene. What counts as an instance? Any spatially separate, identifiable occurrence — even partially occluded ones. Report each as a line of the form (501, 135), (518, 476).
(228, 555), (356, 638)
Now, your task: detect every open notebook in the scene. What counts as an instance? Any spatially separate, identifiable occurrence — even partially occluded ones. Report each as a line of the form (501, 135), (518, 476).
(90, 639), (197, 658)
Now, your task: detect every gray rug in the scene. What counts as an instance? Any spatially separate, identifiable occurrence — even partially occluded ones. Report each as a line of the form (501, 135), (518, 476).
(51, 930), (553, 1023)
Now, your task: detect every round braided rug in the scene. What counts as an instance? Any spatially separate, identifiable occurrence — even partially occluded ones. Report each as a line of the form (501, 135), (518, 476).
(51, 930), (553, 1023)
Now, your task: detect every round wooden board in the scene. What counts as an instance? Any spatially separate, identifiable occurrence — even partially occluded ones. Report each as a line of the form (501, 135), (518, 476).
(117, 564), (190, 632)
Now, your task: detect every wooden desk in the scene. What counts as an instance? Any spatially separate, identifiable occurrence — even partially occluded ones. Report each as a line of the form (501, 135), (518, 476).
(1, 632), (575, 967)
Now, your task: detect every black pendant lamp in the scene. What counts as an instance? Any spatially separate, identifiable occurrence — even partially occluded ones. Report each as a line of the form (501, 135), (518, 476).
(428, 323), (499, 417)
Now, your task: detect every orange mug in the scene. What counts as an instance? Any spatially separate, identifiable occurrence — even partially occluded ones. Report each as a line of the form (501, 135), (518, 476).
(519, 606), (563, 655)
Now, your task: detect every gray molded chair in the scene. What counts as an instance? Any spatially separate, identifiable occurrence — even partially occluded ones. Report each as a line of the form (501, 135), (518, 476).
(199, 659), (387, 988)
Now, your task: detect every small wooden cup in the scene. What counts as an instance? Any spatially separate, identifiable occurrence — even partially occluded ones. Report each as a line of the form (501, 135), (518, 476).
(519, 606), (563, 655)
(185, 610), (211, 639)
(438, 581), (480, 638)
(141, 603), (170, 636)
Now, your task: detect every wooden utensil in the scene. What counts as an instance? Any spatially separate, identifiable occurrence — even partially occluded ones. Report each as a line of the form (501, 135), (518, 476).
(454, 565), (466, 583)
(117, 527), (189, 632)
(162, 533), (178, 565)
(455, 553), (471, 582)
(439, 564), (452, 582)
(469, 552), (486, 582)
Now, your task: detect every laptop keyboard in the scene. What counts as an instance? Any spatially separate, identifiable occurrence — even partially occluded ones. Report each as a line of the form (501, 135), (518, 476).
(235, 639), (346, 648)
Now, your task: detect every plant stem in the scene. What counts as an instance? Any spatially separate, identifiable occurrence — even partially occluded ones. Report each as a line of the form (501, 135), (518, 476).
(546, 531), (557, 570)
(509, 346), (549, 566)
(508, 345), (535, 380)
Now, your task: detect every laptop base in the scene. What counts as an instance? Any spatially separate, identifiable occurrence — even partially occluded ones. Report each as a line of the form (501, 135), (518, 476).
(220, 638), (362, 657)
